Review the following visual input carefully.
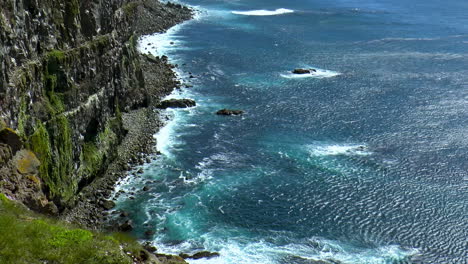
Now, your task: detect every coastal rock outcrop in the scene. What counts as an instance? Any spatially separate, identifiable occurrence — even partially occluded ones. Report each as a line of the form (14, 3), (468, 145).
(0, 0), (191, 213)
(157, 99), (196, 109)
(179, 251), (220, 260)
(216, 109), (244, 116)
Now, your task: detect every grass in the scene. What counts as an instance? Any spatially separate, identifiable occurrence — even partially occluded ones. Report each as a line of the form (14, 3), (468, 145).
(0, 194), (145, 264)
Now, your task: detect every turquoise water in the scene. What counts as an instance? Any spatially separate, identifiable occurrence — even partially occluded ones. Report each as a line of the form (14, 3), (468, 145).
(115, 0), (468, 263)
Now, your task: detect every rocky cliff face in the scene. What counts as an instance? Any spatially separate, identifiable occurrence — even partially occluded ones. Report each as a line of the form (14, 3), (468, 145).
(0, 0), (191, 212)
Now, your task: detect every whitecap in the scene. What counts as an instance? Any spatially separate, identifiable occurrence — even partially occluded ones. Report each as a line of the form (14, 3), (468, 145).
(309, 143), (371, 156)
(280, 68), (341, 79)
(154, 230), (417, 264)
(232, 8), (294, 16)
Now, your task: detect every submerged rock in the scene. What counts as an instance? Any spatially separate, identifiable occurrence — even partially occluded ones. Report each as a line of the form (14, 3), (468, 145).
(216, 109), (244, 116)
(156, 99), (196, 109)
(144, 230), (155, 237)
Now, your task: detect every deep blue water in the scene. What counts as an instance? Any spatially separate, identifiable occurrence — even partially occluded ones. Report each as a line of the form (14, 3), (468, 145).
(115, 0), (468, 263)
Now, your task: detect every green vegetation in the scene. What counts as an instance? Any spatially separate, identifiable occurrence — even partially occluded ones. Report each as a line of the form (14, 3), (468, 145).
(0, 194), (144, 264)
(28, 117), (75, 204)
(28, 122), (52, 185)
(122, 2), (141, 16)
(78, 117), (121, 181)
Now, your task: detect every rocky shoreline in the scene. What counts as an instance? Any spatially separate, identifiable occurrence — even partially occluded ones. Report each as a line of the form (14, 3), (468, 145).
(61, 0), (194, 236)
(1, 0), (197, 263)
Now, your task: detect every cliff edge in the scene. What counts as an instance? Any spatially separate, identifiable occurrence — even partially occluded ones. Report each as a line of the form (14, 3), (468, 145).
(0, 0), (190, 215)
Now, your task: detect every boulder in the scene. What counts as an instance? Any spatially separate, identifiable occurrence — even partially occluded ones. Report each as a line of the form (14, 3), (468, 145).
(0, 128), (23, 155)
(157, 99), (196, 109)
(144, 230), (156, 237)
(292, 68), (316, 74)
(216, 109), (244, 116)
(13, 150), (40, 175)
(180, 251), (220, 260)
(143, 242), (157, 253)
(119, 211), (129, 217)
(119, 220), (134, 232)
(102, 200), (116, 210)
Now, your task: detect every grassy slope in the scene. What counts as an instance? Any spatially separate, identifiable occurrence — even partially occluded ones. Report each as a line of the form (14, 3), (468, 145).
(0, 194), (144, 264)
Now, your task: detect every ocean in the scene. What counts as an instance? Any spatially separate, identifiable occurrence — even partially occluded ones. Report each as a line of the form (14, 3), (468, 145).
(115, 0), (468, 263)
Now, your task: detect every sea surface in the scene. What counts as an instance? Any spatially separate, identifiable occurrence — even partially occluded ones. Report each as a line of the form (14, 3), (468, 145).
(115, 0), (468, 263)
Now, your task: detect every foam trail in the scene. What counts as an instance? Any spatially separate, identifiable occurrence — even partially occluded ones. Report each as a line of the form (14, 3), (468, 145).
(154, 233), (417, 264)
(309, 143), (372, 156)
(232, 8), (294, 16)
(281, 68), (341, 79)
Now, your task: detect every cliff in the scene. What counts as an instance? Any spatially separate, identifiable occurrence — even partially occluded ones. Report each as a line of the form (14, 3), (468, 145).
(0, 0), (190, 214)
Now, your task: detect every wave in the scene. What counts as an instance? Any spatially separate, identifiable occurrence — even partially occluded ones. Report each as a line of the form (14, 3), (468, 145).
(281, 68), (341, 79)
(153, 228), (418, 264)
(232, 8), (294, 16)
(309, 143), (372, 157)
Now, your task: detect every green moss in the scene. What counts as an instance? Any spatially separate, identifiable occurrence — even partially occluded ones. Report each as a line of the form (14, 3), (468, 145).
(49, 115), (74, 202)
(28, 122), (52, 192)
(28, 116), (74, 204)
(78, 117), (121, 180)
(47, 91), (65, 114)
(79, 142), (103, 178)
(0, 198), (139, 264)
(46, 50), (66, 76)
(122, 2), (141, 16)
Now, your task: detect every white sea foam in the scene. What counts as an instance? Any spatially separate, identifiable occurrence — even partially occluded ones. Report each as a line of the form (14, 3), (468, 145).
(309, 143), (372, 156)
(154, 229), (417, 264)
(232, 8), (294, 16)
(281, 68), (341, 79)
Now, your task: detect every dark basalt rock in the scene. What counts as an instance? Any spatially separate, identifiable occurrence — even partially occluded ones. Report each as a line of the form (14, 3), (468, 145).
(101, 200), (115, 210)
(144, 230), (155, 237)
(157, 99), (196, 109)
(292, 68), (316, 74)
(0, 128), (23, 155)
(216, 109), (244, 116)
(119, 211), (129, 218)
(143, 242), (157, 253)
(180, 251), (220, 260)
(119, 220), (134, 232)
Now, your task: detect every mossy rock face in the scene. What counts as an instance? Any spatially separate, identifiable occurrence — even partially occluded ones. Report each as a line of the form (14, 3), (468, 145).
(13, 149), (40, 175)
(0, 143), (13, 165)
(0, 128), (23, 155)
(0, 119), (6, 131)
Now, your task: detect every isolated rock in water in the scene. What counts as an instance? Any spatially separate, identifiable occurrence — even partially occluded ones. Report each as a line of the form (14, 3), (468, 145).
(157, 99), (196, 109)
(191, 251), (220, 260)
(144, 230), (156, 237)
(292, 68), (316, 74)
(216, 109), (244, 116)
